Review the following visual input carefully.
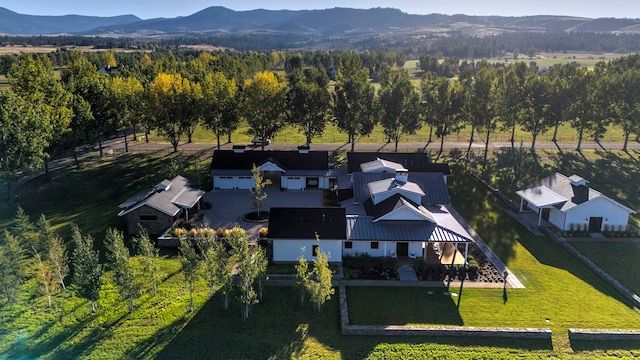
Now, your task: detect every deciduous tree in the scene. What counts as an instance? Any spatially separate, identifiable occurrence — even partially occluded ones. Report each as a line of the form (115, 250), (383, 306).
(71, 225), (103, 313)
(242, 71), (288, 150)
(377, 68), (422, 152)
(104, 228), (138, 312)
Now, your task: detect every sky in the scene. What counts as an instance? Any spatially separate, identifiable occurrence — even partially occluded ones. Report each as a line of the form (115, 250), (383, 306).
(1, 1), (639, 20)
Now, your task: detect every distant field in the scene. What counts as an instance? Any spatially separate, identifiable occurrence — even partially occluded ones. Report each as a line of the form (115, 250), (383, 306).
(0, 45), (147, 55)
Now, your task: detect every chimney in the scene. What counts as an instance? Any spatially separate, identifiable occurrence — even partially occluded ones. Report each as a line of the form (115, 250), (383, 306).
(395, 169), (409, 184)
(233, 145), (246, 154)
(297, 145), (310, 154)
(569, 175), (589, 204)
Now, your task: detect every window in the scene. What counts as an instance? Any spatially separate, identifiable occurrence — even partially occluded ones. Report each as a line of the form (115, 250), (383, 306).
(344, 241), (353, 249)
(139, 215), (157, 221)
(370, 241), (379, 249)
(312, 245), (319, 257)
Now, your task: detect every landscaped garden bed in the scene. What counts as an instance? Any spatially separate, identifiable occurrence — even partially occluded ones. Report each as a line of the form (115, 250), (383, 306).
(342, 254), (398, 280)
(413, 244), (504, 283)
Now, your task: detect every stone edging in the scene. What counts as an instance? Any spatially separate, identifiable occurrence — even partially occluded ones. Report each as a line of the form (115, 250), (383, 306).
(569, 328), (640, 341)
(339, 285), (551, 339)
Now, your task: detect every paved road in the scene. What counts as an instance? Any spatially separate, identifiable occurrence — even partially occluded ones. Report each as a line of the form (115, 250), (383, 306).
(91, 137), (640, 155)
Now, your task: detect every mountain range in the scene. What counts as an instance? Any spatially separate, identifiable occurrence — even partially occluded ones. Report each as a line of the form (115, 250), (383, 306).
(1, 6), (640, 37)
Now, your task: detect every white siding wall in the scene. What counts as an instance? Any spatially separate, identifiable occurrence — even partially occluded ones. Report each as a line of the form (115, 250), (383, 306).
(343, 240), (390, 257)
(342, 241), (423, 258)
(549, 207), (566, 230)
(564, 197), (631, 231)
(272, 239), (342, 262)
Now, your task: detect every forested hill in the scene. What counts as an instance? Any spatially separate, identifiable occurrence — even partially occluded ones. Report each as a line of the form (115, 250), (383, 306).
(1, 6), (640, 37)
(0, 7), (140, 35)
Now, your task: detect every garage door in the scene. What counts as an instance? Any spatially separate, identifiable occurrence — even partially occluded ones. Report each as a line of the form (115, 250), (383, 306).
(215, 176), (235, 190)
(286, 176), (305, 190)
(236, 176), (255, 189)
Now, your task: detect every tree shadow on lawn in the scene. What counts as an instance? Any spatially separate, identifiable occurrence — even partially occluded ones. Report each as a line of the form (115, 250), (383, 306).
(154, 287), (343, 360)
(511, 219), (637, 307)
(346, 287), (463, 326)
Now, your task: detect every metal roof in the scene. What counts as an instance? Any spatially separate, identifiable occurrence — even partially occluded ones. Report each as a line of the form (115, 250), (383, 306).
(360, 158), (407, 173)
(347, 152), (451, 174)
(353, 172), (451, 205)
(346, 216), (473, 243)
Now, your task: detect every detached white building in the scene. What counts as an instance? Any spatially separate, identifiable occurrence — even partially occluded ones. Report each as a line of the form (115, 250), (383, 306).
(209, 147), (337, 191)
(517, 173), (636, 232)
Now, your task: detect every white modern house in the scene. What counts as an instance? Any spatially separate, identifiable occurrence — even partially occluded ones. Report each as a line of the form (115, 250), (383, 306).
(516, 173), (636, 232)
(268, 157), (474, 263)
(209, 148), (337, 191)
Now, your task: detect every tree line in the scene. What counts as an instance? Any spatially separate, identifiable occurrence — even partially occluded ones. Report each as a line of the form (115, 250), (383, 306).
(0, 208), (333, 321)
(2, 49), (640, 199)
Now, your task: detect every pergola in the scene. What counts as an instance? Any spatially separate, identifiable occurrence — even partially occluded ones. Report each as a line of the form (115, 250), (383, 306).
(516, 186), (567, 225)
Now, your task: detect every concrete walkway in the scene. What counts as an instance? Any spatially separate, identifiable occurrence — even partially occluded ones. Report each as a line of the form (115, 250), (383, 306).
(397, 264), (419, 281)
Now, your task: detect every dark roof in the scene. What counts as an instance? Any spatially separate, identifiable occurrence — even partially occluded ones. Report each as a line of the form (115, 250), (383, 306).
(527, 172), (600, 211)
(353, 172), (451, 205)
(362, 193), (432, 220)
(210, 150), (328, 173)
(347, 152), (450, 174)
(268, 207), (347, 240)
(118, 175), (205, 217)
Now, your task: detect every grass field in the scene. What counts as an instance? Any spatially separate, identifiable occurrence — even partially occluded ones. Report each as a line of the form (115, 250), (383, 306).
(569, 241), (640, 295)
(1, 149), (640, 358)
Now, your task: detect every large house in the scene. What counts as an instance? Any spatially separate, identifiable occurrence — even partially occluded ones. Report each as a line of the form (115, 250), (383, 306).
(209, 147), (337, 191)
(118, 175), (205, 235)
(268, 156), (473, 262)
(516, 173), (636, 232)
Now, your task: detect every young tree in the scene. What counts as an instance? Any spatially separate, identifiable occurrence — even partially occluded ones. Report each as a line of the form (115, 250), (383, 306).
(295, 251), (310, 307)
(31, 250), (57, 307)
(104, 228), (138, 312)
(250, 164), (272, 218)
(227, 227), (260, 322)
(131, 228), (160, 296)
(13, 207), (38, 250)
(37, 214), (69, 290)
(71, 225), (103, 313)
(179, 237), (200, 312)
(333, 53), (376, 151)
(377, 68), (422, 152)
(299, 237), (334, 314)
(286, 68), (332, 145)
(0, 231), (25, 304)
(197, 230), (233, 310)
(242, 71), (288, 150)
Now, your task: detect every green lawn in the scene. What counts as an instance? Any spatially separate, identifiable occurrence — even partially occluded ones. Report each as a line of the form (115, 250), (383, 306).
(2, 151), (640, 359)
(569, 241), (640, 295)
